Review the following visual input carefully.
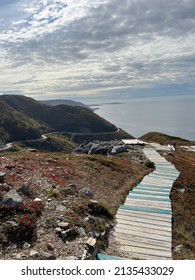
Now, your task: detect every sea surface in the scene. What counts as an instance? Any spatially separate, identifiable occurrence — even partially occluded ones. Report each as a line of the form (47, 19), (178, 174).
(87, 95), (195, 141)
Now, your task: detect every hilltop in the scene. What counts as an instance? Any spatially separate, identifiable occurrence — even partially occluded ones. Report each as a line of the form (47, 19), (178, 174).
(0, 95), (132, 145)
(40, 99), (92, 111)
(140, 132), (195, 145)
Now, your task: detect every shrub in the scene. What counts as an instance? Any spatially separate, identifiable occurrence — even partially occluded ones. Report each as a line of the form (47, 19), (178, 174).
(88, 203), (114, 219)
(18, 201), (44, 216)
(6, 214), (36, 242)
(47, 189), (60, 198)
(145, 160), (155, 169)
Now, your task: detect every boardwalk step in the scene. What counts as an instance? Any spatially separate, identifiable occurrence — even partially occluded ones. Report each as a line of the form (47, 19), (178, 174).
(119, 205), (172, 215)
(97, 253), (128, 260)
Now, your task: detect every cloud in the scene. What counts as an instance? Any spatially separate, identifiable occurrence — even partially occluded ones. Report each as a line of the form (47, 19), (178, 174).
(0, 0), (195, 99)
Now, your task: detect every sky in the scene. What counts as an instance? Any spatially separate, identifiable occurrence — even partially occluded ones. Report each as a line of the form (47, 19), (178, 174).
(0, 0), (195, 101)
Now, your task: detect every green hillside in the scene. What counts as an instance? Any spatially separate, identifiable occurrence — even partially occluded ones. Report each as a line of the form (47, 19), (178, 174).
(0, 95), (123, 144)
(0, 99), (48, 143)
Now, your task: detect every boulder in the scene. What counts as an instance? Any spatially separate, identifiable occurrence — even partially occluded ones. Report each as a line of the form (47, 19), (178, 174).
(95, 147), (107, 155)
(73, 148), (83, 154)
(111, 145), (126, 155)
(2, 190), (23, 208)
(88, 144), (100, 154)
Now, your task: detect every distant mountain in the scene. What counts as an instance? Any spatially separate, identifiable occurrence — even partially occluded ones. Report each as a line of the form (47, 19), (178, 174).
(40, 99), (92, 110)
(0, 95), (118, 143)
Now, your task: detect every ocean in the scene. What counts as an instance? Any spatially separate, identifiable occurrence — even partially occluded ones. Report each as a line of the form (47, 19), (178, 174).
(87, 94), (195, 141)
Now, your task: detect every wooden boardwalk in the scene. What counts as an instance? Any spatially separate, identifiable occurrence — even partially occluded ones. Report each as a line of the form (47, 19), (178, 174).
(97, 147), (180, 260)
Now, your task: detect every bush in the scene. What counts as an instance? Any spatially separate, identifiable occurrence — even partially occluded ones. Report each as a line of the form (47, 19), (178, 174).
(88, 203), (114, 219)
(6, 214), (36, 242)
(145, 160), (155, 169)
(47, 189), (60, 198)
(18, 201), (44, 216)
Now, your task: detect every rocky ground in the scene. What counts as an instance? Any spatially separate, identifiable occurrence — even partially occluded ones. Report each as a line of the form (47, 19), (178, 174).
(0, 142), (149, 260)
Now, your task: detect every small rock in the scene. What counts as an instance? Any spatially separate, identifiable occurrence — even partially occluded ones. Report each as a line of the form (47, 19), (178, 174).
(47, 243), (54, 251)
(16, 253), (27, 260)
(84, 215), (96, 223)
(79, 188), (93, 198)
(86, 237), (96, 250)
(41, 251), (56, 260)
(55, 227), (62, 234)
(19, 185), (30, 196)
(94, 231), (101, 238)
(57, 222), (70, 229)
(56, 205), (66, 212)
(61, 231), (68, 239)
(174, 245), (183, 252)
(34, 198), (42, 202)
(23, 242), (31, 249)
(30, 250), (40, 259)
(89, 200), (98, 206)
(64, 256), (78, 260)
(77, 227), (87, 237)
(6, 221), (18, 227)
(177, 187), (185, 193)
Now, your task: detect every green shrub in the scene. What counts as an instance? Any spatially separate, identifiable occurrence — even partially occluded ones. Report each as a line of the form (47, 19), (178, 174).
(145, 160), (155, 169)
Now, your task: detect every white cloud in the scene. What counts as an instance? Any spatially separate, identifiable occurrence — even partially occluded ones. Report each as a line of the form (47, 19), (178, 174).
(0, 0), (195, 99)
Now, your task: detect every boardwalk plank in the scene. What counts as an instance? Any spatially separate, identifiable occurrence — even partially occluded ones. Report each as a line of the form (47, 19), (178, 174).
(119, 205), (172, 215)
(121, 244), (172, 258)
(116, 217), (171, 231)
(115, 238), (171, 251)
(114, 233), (171, 248)
(116, 214), (171, 227)
(124, 200), (171, 210)
(115, 223), (171, 237)
(127, 194), (171, 201)
(129, 190), (170, 197)
(114, 228), (172, 242)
